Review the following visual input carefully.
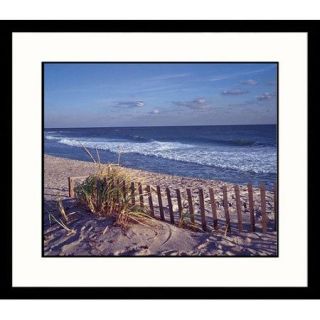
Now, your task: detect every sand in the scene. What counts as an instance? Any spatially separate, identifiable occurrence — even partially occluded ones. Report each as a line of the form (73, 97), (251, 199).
(44, 155), (277, 256)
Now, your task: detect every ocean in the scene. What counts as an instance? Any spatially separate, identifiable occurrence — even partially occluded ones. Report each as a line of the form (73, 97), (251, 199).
(44, 125), (277, 189)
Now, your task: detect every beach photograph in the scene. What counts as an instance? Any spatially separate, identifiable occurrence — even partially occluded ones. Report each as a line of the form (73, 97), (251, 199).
(43, 62), (278, 257)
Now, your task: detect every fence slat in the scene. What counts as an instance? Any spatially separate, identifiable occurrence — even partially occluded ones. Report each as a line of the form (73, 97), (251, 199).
(166, 187), (175, 224)
(68, 177), (75, 198)
(260, 184), (268, 233)
(273, 182), (277, 231)
(222, 186), (231, 233)
(130, 182), (135, 206)
(234, 185), (243, 232)
(209, 188), (218, 230)
(247, 183), (255, 232)
(198, 188), (207, 231)
(138, 183), (144, 207)
(186, 188), (195, 223)
(146, 185), (155, 217)
(176, 189), (183, 220)
(157, 185), (165, 221)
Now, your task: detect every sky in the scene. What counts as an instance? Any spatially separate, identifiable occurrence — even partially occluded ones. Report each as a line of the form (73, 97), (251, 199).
(44, 63), (277, 128)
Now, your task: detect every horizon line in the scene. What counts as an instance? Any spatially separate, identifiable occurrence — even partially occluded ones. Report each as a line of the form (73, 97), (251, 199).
(44, 123), (276, 129)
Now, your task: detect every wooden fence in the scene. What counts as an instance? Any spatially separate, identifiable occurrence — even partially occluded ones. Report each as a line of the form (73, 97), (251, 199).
(68, 176), (278, 234)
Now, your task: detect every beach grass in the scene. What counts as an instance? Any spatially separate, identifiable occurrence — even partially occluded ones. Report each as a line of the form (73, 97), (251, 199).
(73, 145), (155, 229)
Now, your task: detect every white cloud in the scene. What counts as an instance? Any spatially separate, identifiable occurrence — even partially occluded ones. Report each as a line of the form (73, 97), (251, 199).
(173, 97), (209, 110)
(114, 100), (145, 108)
(256, 92), (274, 101)
(222, 89), (248, 95)
(240, 79), (258, 85)
(135, 101), (145, 107)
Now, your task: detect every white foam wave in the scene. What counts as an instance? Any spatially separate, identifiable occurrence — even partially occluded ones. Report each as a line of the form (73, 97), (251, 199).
(53, 136), (276, 174)
(45, 135), (61, 140)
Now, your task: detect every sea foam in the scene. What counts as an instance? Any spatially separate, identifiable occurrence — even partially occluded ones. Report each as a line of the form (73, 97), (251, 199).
(49, 135), (276, 174)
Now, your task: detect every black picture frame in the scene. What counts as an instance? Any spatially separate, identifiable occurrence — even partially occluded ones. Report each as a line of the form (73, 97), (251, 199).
(3, 20), (317, 299)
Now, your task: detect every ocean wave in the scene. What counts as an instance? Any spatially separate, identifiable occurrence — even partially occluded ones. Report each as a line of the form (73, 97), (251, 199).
(45, 135), (61, 140)
(191, 137), (273, 147)
(55, 137), (276, 174)
(130, 135), (151, 142)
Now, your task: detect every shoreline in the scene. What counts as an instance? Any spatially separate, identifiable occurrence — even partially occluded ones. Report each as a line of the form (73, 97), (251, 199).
(44, 154), (277, 256)
(44, 153), (276, 190)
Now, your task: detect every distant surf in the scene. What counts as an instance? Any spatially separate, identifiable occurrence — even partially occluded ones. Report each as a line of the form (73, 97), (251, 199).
(44, 125), (277, 188)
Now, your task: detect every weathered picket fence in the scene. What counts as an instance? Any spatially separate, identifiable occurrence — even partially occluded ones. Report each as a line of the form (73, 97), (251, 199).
(68, 176), (277, 234)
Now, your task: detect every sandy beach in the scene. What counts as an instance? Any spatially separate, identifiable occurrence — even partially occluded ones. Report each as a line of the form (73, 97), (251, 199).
(44, 155), (277, 256)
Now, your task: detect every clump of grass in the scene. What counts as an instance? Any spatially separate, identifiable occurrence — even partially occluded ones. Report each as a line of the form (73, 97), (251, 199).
(57, 198), (68, 222)
(49, 213), (76, 236)
(177, 199), (204, 232)
(75, 168), (153, 229)
(178, 199), (190, 228)
(47, 199), (76, 235)
(80, 142), (96, 164)
(74, 144), (152, 229)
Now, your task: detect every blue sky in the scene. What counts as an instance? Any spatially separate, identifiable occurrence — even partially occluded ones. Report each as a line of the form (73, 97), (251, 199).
(44, 63), (277, 128)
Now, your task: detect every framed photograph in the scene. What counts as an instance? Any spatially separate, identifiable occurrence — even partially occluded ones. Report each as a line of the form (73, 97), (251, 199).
(42, 60), (279, 259)
(5, 21), (316, 298)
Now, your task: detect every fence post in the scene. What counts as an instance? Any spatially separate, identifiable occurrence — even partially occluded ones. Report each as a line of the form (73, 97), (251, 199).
(176, 189), (183, 220)
(273, 182), (277, 232)
(146, 185), (155, 217)
(247, 183), (255, 232)
(138, 183), (144, 207)
(157, 185), (165, 221)
(68, 177), (74, 198)
(130, 182), (135, 206)
(234, 185), (243, 232)
(209, 188), (218, 230)
(166, 187), (174, 224)
(222, 186), (231, 233)
(186, 188), (195, 224)
(198, 188), (207, 231)
(260, 183), (268, 233)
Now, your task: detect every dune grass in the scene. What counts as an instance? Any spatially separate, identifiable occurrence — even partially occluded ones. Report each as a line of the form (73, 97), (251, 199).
(74, 146), (154, 229)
